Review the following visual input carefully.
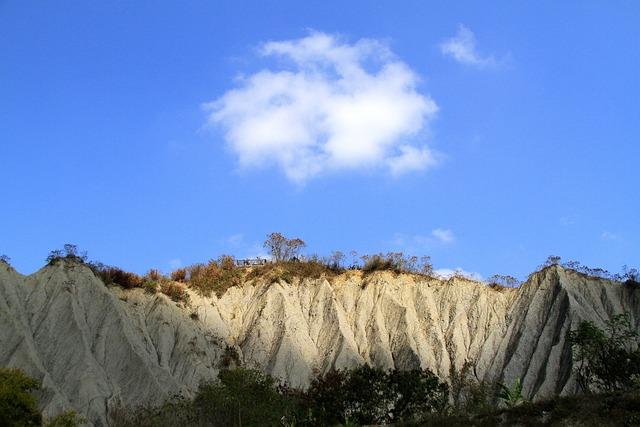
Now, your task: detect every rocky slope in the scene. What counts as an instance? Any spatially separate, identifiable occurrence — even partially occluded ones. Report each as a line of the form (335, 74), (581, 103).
(0, 261), (638, 425)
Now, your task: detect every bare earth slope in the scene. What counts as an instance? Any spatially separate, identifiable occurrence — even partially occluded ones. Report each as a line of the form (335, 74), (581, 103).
(0, 261), (638, 425)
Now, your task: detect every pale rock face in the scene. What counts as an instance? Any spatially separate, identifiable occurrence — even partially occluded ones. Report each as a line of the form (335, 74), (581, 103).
(0, 261), (637, 426)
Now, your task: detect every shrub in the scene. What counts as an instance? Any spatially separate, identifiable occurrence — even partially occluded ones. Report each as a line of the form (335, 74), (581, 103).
(45, 410), (86, 427)
(498, 378), (526, 408)
(145, 269), (163, 282)
(160, 282), (189, 303)
(108, 396), (196, 427)
(360, 252), (433, 276)
(488, 274), (520, 288)
(449, 362), (496, 415)
(187, 258), (242, 297)
(247, 260), (336, 284)
(46, 244), (88, 265)
(0, 367), (42, 427)
(0, 254), (10, 265)
(305, 366), (449, 425)
(194, 369), (297, 427)
(219, 345), (241, 369)
(102, 268), (142, 289)
(568, 313), (640, 393)
(140, 280), (159, 294)
(170, 268), (187, 282)
(362, 254), (399, 273)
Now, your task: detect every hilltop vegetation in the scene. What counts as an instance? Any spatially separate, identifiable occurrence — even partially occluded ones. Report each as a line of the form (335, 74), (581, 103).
(25, 237), (636, 303)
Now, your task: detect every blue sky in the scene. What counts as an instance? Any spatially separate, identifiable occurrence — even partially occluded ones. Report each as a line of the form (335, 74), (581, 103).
(1, 1), (638, 279)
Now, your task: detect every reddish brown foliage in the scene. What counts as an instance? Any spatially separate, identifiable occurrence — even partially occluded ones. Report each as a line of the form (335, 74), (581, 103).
(170, 268), (187, 282)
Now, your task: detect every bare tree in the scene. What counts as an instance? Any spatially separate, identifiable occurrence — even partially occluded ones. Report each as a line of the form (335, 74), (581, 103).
(489, 274), (520, 288)
(264, 232), (288, 261)
(328, 251), (345, 269)
(263, 232), (306, 262)
(283, 238), (306, 261)
(544, 255), (562, 267)
(419, 256), (433, 276)
(349, 250), (358, 268)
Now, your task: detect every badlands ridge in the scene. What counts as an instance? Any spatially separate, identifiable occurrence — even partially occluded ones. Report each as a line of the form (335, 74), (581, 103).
(0, 261), (638, 425)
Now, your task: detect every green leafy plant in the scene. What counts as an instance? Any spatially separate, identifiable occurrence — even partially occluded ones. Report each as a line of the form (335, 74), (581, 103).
(498, 378), (526, 408)
(0, 368), (42, 427)
(45, 410), (86, 427)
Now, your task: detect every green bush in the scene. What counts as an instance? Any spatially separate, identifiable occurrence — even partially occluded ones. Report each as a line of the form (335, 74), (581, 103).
(45, 410), (85, 427)
(568, 313), (640, 392)
(194, 369), (297, 427)
(449, 362), (496, 415)
(305, 365), (449, 425)
(0, 368), (42, 427)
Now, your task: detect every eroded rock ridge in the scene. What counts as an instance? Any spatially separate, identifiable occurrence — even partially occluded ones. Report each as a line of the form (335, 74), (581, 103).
(1, 262), (638, 425)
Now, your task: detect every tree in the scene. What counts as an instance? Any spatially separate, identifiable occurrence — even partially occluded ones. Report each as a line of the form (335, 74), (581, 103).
(419, 256), (433, 276)
(263, 233), (306, 262)
(621, 265), (639, 283)
(328, 251), (345, 269)
(45, 244), (88, 265)
(194, 369), (294, 427)
(488, 274), (520, 288)
(305, 366), (448, 425)
(349, 250), (358, 268)
(568, 313), (640, 392)
(283, 238), (306, 261)
(388, 368), (449, 422)
(0, 368), (42, 427)
(0, 255), (10, 265)
(544, 255), (562, 267)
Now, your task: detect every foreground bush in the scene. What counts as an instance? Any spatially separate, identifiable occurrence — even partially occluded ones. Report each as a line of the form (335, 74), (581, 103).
(0, 368), (83, 427)
(569, 313), (640, 393)
(0, 368), (41, 427)
(45, 410), (85, 427)
(306, 365), (448, 425)
(108, 366), (449, 426)
(109, 369), (300, 427)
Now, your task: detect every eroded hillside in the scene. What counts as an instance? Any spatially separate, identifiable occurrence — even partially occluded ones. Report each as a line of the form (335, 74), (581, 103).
(0, 261), (638, 426)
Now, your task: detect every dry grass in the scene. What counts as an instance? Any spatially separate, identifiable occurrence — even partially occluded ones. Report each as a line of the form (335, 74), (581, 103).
(247, 260), (338, 284)
(187, 257), (243, 297)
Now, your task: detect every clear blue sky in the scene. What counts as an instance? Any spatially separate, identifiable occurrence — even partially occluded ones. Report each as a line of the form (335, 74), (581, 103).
(1, 1), (638, 279)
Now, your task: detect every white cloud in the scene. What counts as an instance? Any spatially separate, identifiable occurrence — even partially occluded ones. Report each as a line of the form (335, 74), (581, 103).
(434, 268), (483, 282)
(601, 231), (619, 241)
(440, 25), (496, 68)
(207, 31), (438, 182)
(431, 228), (455, 244)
